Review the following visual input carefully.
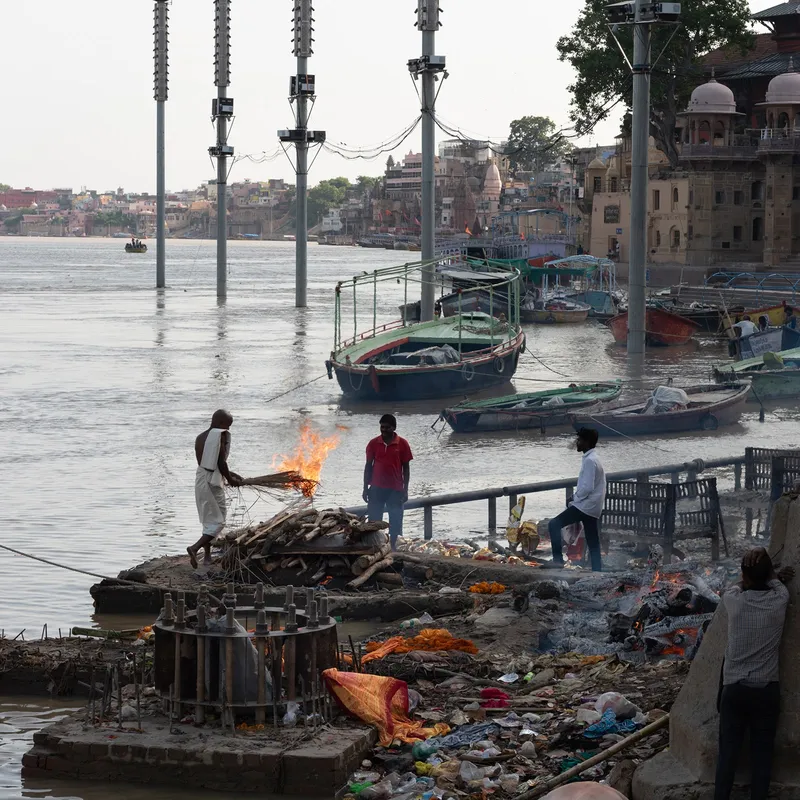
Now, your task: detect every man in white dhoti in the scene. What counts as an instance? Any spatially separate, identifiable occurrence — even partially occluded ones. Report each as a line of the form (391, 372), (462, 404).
(187, 409), (242, 569)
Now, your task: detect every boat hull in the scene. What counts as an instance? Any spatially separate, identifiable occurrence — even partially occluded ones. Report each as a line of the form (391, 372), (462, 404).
(750, 370), (800, 401)
(442, 384), (622, 432)
(521, 306), (590, 324)
(607, 308), (700, 346)
(125, 246), (147, 253)
(332, 332), (526, 401)
(571, 383), (749, 436)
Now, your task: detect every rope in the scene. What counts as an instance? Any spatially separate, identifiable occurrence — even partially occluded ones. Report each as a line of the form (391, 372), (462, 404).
(0, 543), (223, 606)
(262, 374), (327, 404)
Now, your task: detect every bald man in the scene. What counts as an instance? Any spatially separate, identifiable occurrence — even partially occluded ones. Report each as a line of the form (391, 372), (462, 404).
(187, 409), (242, 569)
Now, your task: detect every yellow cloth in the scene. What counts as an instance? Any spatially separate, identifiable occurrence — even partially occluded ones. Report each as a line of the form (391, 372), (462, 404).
(361, 629), (479, 664)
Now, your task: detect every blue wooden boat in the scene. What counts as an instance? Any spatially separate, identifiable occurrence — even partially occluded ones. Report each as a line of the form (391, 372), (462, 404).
(326, 260), (525, 401)
(440, 381), (622, 432)
(713, 346), (800, 382)
(750, 368), (800, 401)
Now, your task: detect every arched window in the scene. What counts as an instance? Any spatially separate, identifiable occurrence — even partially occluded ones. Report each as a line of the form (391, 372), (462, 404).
(655, 230), (661, 247)
(672, 187), (680, 208)
(671, 227), (681, 248)
(698, 120), (711, 144)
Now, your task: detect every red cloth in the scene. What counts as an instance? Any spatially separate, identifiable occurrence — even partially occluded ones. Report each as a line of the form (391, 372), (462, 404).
(366, 434), (413, 491)
(479, 687), (510, 708)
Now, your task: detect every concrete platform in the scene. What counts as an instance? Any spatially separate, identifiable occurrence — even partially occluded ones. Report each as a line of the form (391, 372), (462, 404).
(633, 750), (800, 800)
(23, 714), (376, 796)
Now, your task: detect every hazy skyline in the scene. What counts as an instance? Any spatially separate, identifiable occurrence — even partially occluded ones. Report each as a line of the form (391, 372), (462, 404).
(1, 0), (776, 194)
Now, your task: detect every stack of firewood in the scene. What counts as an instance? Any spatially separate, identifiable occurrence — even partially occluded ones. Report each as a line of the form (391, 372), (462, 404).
(218, 504), (397, 588)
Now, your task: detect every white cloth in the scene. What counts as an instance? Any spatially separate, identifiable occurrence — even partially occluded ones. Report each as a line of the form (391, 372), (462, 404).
(196, 467), (227, 538)
(734, 320), (757, 337)
(196, 428), (229, 538)
(571, 449), (606, 519)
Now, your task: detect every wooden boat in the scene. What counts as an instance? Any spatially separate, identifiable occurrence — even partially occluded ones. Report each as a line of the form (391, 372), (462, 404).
(327, 260), (525, 402)
(521, 294), (591, 324)
(728, 325), (800, 361)
(721, 303), (791, 337)
(607, 308), (700, 346)
(571, 289), (620, 320)
(440, 382), (623, 433)
(750, 368), (800, 401)
(125, 243), (147, 253)
(650, 299), (721, 333)
(714, 346), (800, 382)
(570, 382), (750, 436)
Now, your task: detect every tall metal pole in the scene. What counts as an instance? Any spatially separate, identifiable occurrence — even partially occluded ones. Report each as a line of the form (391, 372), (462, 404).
(626, 0), (651, 357)
(296, 51), (309, 308)
(213, 0), (233, 300)
(154, 0), (169, 289)
(414, 1), (443, 322)
(283, 0), (322, 309)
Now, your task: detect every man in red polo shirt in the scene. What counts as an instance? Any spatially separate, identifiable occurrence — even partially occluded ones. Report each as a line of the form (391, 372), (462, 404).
(363, 414), (413, 549)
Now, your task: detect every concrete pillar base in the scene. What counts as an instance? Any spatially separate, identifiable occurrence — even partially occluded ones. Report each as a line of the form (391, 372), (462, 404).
(633, 750), (800, 800)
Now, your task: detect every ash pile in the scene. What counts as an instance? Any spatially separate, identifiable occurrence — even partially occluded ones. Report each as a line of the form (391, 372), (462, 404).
(542, 559), (727, 663)
(217, 502), (396, 590)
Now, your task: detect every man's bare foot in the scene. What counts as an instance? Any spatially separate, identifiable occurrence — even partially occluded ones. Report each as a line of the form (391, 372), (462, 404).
(187, 547), (198, 569)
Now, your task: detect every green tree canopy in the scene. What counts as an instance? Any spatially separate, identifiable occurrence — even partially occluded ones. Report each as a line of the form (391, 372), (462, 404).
(0, 183), (10, 192)
(308, 178), (350, 223)
(507, 116), (572, 174)
(557, 0), (754, 166)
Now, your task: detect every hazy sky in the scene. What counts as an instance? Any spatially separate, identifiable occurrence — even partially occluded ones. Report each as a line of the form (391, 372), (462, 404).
(1, 0), (777, 194)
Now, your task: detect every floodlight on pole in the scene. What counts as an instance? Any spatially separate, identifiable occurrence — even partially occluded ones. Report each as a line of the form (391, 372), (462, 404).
(411, 0), (444, 322)
(281, 0), (325, 308)
(153, 0), (169, 289)
(212, 0), (233, 300)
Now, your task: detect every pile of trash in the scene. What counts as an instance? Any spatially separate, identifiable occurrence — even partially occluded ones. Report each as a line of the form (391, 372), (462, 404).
(397, 538), (535, 567)
(338, 644), (683, 799)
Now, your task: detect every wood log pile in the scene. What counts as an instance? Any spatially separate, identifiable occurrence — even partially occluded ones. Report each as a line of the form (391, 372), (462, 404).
(218, 504), (395, 587)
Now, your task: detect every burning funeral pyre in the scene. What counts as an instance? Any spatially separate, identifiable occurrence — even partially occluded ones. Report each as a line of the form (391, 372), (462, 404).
(547, 558), (724, 662)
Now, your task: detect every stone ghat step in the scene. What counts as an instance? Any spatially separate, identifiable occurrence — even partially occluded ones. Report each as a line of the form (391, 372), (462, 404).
(24, 718), (376, 796)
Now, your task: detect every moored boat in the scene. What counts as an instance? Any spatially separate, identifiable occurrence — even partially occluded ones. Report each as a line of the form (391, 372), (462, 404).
(327, 260), (525, 401)
(714, 346), (800, 381)
(440, 381), (623, 433)
(728, 325), (800, 361)
(650, 298), (721, 333)
(607, 308), (700, 346)
(570, 382), (750, 436)
(520, 294), (591, 324)
(750, 367), (800, 401)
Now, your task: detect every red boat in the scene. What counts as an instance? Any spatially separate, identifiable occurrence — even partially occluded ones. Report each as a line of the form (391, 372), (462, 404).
(607, 308), (701, 346)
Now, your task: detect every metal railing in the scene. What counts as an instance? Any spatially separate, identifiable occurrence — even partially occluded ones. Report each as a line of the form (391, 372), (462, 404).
(349, 455), (746, 539)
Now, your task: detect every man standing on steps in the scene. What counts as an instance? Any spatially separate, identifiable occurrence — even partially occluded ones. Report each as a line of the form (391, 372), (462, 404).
(714, 547), (793, 800)
(187, 409), (242, 569)
(363, 414), (412, 550)
(547, 427), (606, 571)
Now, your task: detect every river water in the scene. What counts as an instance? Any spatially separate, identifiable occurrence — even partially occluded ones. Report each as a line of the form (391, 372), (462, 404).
(1, 236), (798, 797)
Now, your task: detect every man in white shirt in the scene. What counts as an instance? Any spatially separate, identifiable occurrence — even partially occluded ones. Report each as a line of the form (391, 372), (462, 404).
(733, 315), (757, 338)
(547, 428), (606, 571)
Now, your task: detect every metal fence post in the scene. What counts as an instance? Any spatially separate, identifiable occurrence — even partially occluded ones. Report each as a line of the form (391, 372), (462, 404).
(488, 497), (497, 539)
(734, 462), (742, 491)
(423, 506), (433, 540)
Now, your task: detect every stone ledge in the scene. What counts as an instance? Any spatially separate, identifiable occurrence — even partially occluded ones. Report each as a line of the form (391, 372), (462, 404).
(24, 716), (376, 797)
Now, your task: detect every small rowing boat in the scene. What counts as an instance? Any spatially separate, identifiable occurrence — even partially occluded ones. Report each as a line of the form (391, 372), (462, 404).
(440, 381), (623, 433)
(570, 382), (749, 436)
(607, 308), (700, 346)
(520, 294), (591, 324)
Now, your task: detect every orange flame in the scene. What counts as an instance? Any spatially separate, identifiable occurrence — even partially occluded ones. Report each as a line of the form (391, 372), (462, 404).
(274, 422), (340, 497)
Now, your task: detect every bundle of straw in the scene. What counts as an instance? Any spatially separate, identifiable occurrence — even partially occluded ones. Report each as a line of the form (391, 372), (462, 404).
(240, 471), (318, 497)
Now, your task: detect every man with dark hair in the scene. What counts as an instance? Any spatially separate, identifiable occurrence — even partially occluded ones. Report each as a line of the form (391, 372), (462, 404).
(187, 409), (242, 569)
(715, 547), (794, 800)
(784, 305), (797, 330)
(547, 427), (606, 571)
(363, 414), (412, 550)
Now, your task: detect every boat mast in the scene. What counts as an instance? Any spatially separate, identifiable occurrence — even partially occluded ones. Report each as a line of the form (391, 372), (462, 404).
(411, 1), (445, 322)
(153, 0), (168, 289)
(281, 0), (325, 309)
(212, 0), (233, 300)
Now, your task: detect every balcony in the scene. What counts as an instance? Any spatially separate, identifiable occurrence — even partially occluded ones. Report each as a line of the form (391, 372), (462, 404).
(680, 143), (758, 161)
(758, 131), (800, 154)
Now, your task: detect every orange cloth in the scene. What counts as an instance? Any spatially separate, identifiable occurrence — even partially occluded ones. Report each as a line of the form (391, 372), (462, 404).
(468, 581), (507, 594)
(323, 669), (450, 746)
(361, 628), (479, 664)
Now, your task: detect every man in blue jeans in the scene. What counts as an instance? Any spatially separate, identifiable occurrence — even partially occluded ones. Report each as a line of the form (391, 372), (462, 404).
(363, 414), (413, 550)
(547, 427), (606, 571)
